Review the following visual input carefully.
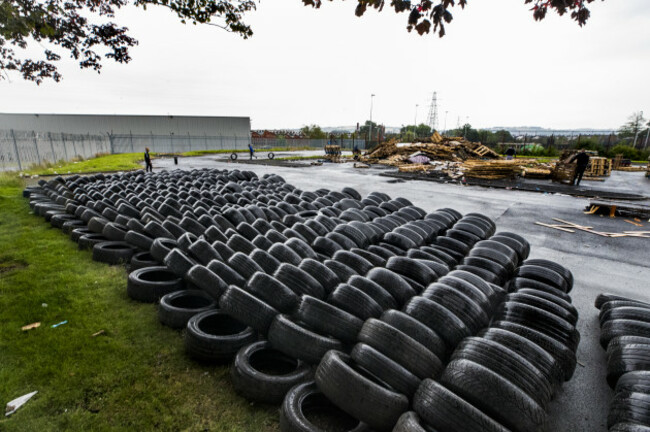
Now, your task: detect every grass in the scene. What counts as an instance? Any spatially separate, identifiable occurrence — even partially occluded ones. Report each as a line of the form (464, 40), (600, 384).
(0, 175), (278, 431)
(25, 153), (146, 176)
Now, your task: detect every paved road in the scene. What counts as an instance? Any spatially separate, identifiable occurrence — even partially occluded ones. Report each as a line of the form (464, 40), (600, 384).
(155, 155), (650, 432)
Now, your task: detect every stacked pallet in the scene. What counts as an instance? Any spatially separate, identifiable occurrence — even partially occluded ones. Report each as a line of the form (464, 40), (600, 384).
(462, 160), (523, 179)
(522, 167), (552, 179)
(585, 157), (612, 178)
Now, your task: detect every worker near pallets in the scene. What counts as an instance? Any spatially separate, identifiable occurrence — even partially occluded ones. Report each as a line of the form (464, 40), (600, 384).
(505, 147), (516, 160)
(569, 149), (590, 186)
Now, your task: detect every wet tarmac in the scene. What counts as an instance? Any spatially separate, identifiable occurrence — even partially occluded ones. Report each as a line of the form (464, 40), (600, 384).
(152, 154), (650, 432)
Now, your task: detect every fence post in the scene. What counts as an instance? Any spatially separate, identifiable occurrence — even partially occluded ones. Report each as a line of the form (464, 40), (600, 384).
(108, 133), (115, 154)
(32, 131), (42, 164)
(80, 134), (86, 158)
(10, 129), (22, 171)
(61, 133), (69, 161)
(48, 132), (55, 161)
(70, 135), (78, 158)
(130, 131), (134, 153)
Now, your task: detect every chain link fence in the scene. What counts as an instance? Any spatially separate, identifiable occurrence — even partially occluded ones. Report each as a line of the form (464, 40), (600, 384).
(0, 129), (367, 172)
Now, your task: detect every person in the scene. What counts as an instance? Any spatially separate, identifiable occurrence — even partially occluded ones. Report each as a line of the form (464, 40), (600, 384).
(505, 147), (516, 160)
(353, 144), (360, 160)
(248, 143), (255, 160)
(144, 147), (153, 172)
(569, 149), (590, 186)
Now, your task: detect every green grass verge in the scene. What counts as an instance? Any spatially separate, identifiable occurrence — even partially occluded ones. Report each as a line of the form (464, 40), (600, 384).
(25, 153), (146, 176)
(0, 178), (278, 431)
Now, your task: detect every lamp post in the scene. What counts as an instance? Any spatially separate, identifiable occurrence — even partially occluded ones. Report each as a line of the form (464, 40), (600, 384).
(633, 110), (643, 149)
(414, 104), (419, 140)
(369, 94), (375, 145)
(444, 111), (448, 135)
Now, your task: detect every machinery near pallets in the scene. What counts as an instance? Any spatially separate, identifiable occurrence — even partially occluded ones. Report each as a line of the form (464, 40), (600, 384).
(324, 145), (342, 162)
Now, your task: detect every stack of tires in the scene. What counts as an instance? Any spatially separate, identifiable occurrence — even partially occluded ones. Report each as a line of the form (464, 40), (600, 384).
(597, 293), (650, 431)
(23, 169), (581, 432)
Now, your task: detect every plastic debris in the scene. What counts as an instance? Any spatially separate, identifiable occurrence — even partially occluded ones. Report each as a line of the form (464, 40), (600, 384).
(21, 322), (40, 331)
(5, 391), (38, 416)
(51, 320), (68, 328)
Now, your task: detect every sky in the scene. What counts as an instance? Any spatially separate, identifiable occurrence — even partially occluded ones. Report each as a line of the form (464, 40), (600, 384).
(0, 0), (649, 131)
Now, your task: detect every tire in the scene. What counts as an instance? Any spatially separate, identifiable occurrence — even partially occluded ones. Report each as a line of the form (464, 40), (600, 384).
(421, 284), (490, 333)
(452, 337), (553, 409)
(386, 257), (438, 287)
(492, 320), (577, 380)
(515, 265), (570, 293)
(298, 258), (341, 295)
(249, 248), (282, 274)
(285, 238), (318, 261)
(596, 294), (650, 310)
(392, 411), (430, 432)
(127, 266), (185, 303)
(607, 389), (650, 428)
(524, 258), (573, 290)
(280, 381), (371, 432)
(274, 263), (325, 299)
(78, 233), (109, 250)
(130, 251), (159, 271)
(315, 350), (410, 432)
(479, 327), (564, 389)
(351, 343), (421, 398)
(512, 277), (572, 303)
(508, 293), (578, 326)
(228, 252), (264, 280)
(227, 233), (256, 255)
(212, 240), (236, 261)
(187, 239), (222, 265)
(269, 243), (303, 266)
(357, 318), (443, 380)
(92, 241), (135, 265)
(347, 275), (397, 310)
(185, 264), (229, 301)
(268, 314), (343, 365)
(334, 224), (370, 249)
(615, 370), (650, 395)
(150, 238), (178, 263)
(437, 275), (493, 314)
(230, 340), (312, 404)
(366, 268), (417, 307)
(328, 284), (383, 321)
(440, 359), (547, 432)
(184, 309), (257, 363)
(163, 248), (197, 278)
(158, 289), (216, 329)
(124, 230), (154, 252)
(332, 251), (374, 276)
(382, 232), (417, 251)
(245, 272), (300, 314)
(294, 295), (364, 344)
(219, 285), (279, 335)
(403, 296), (470, 350)
(312, 236), (343, 257)
(413, 378), (511, 432)
(324, 259), (359, 283)
(326, 232), (358, 250)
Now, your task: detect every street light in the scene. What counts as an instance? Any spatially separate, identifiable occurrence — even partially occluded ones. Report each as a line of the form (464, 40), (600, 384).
(369, 94), (375, 144)
(633, 110), (643, 149)
(444, 110), (448, 135)
(414, 104), (419, 140)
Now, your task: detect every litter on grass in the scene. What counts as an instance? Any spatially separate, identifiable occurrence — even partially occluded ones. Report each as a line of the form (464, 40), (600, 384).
(5, 391), (38, 416)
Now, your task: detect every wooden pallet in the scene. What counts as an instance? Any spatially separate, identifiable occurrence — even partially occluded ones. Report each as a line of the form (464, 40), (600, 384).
(586, 199), (650, 219)
(473, 145), (492, 157)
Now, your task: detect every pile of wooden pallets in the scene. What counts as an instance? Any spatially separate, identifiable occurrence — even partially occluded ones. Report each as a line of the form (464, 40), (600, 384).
(551, 163), (577, 184)
(461, 160), (523, 179)
(522, 167), (552, 179)
(613, 154), (624, 169)
(585, 157), (612, 177)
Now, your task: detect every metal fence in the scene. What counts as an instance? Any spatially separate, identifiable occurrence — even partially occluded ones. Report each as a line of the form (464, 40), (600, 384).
(109, 133), (251, 154)
(0, 129), (367, 172)
(252, 138), (366, 150)
(0, 130), (111, 172)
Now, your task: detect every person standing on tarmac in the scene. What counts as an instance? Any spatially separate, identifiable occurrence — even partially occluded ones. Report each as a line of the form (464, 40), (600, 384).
(144, 147), (153, 172)
(248, 143), (255, 160)
(569, 149), (590, 186)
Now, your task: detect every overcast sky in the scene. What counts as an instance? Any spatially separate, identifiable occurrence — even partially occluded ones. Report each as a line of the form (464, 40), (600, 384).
(0, 0), (648, 131)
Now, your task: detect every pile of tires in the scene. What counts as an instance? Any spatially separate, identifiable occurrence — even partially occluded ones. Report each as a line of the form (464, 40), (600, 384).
(24, 169), (581, 432)
(596, 293), (650, 431)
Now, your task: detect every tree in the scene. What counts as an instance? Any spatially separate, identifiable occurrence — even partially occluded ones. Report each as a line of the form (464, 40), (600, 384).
(359, 120), (378, 140)
(1, 0), (602, 83)
(300, 124), (327, 139)
(618, 111), (648, 147)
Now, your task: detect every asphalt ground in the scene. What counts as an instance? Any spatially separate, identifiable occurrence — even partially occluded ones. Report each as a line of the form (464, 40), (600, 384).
(155, 155), (650, 432)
